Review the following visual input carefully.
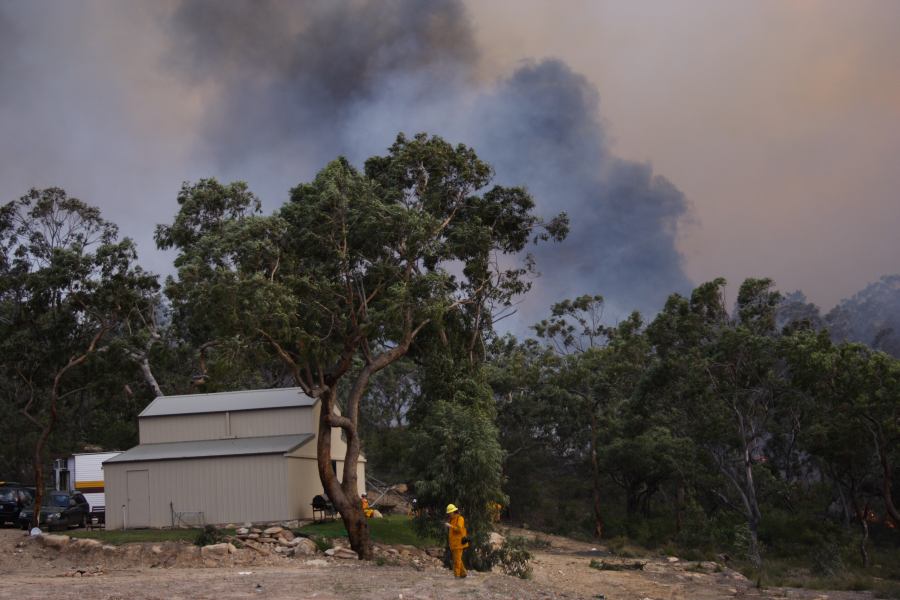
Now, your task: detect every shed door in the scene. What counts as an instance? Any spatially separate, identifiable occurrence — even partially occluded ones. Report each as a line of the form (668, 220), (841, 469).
(126, 470), (150, 528)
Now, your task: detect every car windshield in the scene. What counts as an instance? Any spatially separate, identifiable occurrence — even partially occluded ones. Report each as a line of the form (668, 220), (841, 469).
(42, 493), (70, 507)
(0, 488), (16, 501)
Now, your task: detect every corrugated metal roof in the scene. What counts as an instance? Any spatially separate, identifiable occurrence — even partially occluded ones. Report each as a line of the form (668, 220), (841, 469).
(103, 434), (314, 464)
(139, 387), (316, 418)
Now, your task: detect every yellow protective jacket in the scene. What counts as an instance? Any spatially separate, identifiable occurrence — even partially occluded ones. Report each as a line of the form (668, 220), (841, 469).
(448, 513), (469, 549)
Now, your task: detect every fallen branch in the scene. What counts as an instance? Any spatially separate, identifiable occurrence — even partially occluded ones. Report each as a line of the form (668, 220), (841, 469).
(589, 559), (646, 571)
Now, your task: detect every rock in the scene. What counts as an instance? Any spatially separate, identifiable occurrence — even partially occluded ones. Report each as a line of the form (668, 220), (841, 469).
(325, 548), (335, 556)
(242, 540), (271, 556)
(488, 532), (505, 551)
(102, 545), (118, 554)
(392, 483), (408, 494)
(200, 543), (235, 557)
(247, 533), (260, 539)
(263, 526), (283, 536)
(280, 529), (295, 542)
(250, 528), (262, 534)
(38, 534), (70, 550)
(666, 556), (679, 563)
(236, 527), (250, 536)
(258, 537), (275, 544)
(179, 545), (200, 560)
(333, 547), (358, 559)
(71, 538), (102, 551)
(281, 520), (300, 529)
(277, 538), (292, 547)
(273, 545), (285, 553)
(294, 538), (318, 556)
(150, 545), (163, 555)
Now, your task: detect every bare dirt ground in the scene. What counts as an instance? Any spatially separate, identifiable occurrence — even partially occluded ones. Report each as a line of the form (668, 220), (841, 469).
(0, 526), (876, 600)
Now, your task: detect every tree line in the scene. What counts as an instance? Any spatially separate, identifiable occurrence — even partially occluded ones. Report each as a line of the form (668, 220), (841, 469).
(1, 133), (897, 570)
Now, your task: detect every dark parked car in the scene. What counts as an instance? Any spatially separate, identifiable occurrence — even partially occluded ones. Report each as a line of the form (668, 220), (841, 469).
(0, 485), (33, 526)
(18, 491), (90, 530)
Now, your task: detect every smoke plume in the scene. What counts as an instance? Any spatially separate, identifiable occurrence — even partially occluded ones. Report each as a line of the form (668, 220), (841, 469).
(166, 0), (692, 322)
(0, 0), (693, 326)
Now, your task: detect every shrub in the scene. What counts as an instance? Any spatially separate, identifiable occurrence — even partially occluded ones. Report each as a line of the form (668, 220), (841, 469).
(310, 535), (333, 552)
(809, 542), (844, 577)
(194, 524), (223, 547)
(489, 536), (533, 579)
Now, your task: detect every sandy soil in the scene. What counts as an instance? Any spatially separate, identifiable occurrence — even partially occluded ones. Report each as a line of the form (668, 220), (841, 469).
(0, 526), (876, 600)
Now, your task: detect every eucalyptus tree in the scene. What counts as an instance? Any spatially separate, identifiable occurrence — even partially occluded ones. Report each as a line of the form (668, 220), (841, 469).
(784, 329), (900, 565)
(645, 278), (787, 567)
(0, 188), (158, 523)
(156, 133), (567, 558)
(532, 295), (650, 538)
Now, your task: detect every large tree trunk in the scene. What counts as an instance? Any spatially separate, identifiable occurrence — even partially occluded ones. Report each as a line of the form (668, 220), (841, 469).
(31, 421), (53, 529)
(316, 388), (372, 559)
(875, 433), (900, 525)
(589, 412), (604, 539)
(715, 446), (763, 568)
(675, 483), (685, 534)
(26, 335), (102, 529)
(858, 506), (870, 568)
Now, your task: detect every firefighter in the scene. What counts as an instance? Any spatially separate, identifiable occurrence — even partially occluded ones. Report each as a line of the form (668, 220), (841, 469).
(361, 493), (374, 518)
(444, 503), (469, 577)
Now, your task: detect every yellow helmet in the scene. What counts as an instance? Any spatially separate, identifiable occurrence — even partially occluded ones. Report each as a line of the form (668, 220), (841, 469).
(446, 503), (458, 514)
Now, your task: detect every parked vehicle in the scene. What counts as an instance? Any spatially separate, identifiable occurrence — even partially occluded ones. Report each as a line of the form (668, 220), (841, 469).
(0, 484), (34, 526)
(54, 452), (120, 525)
(18, 491), (90, 530)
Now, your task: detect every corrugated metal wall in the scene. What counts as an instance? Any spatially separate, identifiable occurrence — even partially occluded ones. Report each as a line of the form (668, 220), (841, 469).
(139, 413), (227, 444)
(286, 456), (320, 519)
(138, 408), (315, 444)
(104, 454), (293, 529)
(230, 408), (314, 438)
(284, 456), (367, 519)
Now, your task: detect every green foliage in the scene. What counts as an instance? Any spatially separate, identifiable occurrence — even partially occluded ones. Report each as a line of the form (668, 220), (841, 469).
(194, 524), (224, 547)
(0, 188), (159, 506)
(70, 528), (235, 545)
(407, 395), (506, 541)
(156, 134), (566, 557)
(311, 536), (334, 552)
(481, 536), (533, 579)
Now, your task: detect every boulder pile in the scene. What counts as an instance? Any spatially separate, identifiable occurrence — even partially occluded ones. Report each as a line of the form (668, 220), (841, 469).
(234, 525), (318, 558)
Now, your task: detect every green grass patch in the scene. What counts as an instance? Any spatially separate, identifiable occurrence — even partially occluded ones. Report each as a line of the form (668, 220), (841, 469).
(298, 515), (438, 548)
(69, 528), (235, 545)
(732, 555), (900, 598)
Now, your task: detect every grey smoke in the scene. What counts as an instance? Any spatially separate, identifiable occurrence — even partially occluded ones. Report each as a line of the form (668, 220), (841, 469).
(167, 0), (692, 323)
(1, 0), (692, 328)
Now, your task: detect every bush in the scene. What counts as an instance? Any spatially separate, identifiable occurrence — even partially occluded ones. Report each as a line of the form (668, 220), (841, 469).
(310, 535), (333, 552)
(486, 536), (533, 579)
(194, 524), (223, 547)
(809, 542), (844, 577)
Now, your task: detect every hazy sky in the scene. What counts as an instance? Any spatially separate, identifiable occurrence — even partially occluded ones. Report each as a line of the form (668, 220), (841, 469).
(470, 0), (900, 310)
(1, 0), (898, 325)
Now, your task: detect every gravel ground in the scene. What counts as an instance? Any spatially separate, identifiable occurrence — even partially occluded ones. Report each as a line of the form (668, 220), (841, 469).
(0, 526), (878, 600)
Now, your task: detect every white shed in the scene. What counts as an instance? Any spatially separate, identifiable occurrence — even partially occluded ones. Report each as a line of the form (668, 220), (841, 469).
(103, 387), (364, 529)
